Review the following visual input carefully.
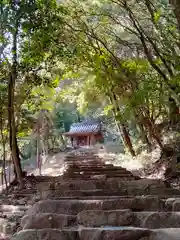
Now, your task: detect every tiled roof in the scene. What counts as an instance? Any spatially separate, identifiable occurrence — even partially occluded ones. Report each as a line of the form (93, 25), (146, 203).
(69, 120), (101, 134)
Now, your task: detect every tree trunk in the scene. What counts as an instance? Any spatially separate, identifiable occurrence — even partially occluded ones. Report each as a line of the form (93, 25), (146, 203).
(2, 140), (8, 194)
(169, 97), (180, 125)
(169, 0), (180, 30)
(13, 137), (22, 179)
(113, 115), (125, 146)
(137, 121), (152, 148)
(0, 121), (8, 194)
(36, 138), (41, 175)
(109, 93), (136, 156)
(8, 28), (23, 188)
(121, 124), (136, 156)
(143, 116), (163, 149)
(135, 111), (152, 149)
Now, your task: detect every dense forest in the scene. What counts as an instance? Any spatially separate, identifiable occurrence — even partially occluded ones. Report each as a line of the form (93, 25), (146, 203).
(0, 0), (180, 187)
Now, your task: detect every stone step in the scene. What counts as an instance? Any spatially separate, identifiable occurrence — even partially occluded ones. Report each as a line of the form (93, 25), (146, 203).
(77, 209), (134, 228)
(41, 189), (133, 199)
(64, 164), (107, 168)
(65, 163), (114, 166)
(65, 159), (103, 164)
(22, 210), (180, 230)
(78, 210), (180, 228)
(63, 176), (136, 181)
(47, 179), (166, 191)
(65, 162), (105, 166)
(13, 189), (37, 194)
(65, 156), (100, 159)
(21, 213), (76, 229)
(34, 176), (59, 183)
(41, 187), (180, 200)
(165, 198), (180, 211)
(136, 211), (180, 229)
(63, 173), (134, 179)
(12, 229), (78, 240)
(26, 198), (164, 216)
(11, 228), (180, 240)
(39, 195), (180, 201)
(12, 193), (36, 198)
(65, 167), (130, 172)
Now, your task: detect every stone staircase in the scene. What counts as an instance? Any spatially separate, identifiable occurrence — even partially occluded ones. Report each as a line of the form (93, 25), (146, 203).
(8, 150), (180, 239)
(63, 150), (137, 180)
(11, 178), (180, 240)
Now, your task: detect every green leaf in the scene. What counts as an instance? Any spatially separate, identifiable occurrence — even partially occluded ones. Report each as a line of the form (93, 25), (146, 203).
(103, 104), (113, 115)
(153, 9), (161, 23)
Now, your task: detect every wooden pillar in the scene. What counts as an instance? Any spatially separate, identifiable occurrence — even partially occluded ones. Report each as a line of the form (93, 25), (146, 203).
(90, 135), (96, 145)
(88, 135), (90, 145)
(86, 136), (89, 145)
(71, 137), (73, 147)
(77, 137), (79, 147)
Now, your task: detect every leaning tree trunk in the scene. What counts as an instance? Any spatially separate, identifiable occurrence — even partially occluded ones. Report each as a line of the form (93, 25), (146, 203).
(134, 112), (152, 150)
(137, 121), (152, 148)
(115, 119), (126, 147)
(115, 118), (136, 156)
(143, 116), (163, 149)
(109, 93), (136, 156)
(121, 124), (136, 157)
(8, 28), (23, 188)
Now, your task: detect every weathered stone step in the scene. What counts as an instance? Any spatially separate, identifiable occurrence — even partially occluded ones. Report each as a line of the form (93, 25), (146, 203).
(11, 228), (150, 240)
(65, 156), (101, 159)
(78, 210), (180, 228)
(26, 198), (164, 216)
(39, 195), (180, 201)
(38, 179), (180, 198)
(63, 176), (135, 181)
(41, 187), (180, 199)
(65, 167), (129, 172)
(41, 189), (135, 199)
(46, 179), (166, 191)
(63, 173), (133, 179)
(42, 189), (131, 199)
(64, 161), (107, 165)
(12, 229), (78, 240)
(64, 163), (118, 167)
(11, 228), (180, 240)
(65, 160), (103, 164)
(136, 211), (180, 229)
(23, 210), (180, 230)
(21, 213), (76, 229)
(165, 198), (180, 211)
(148, 188), (180, 196)
(13, 189), (37, 194)
(77, 209), (133, 227)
